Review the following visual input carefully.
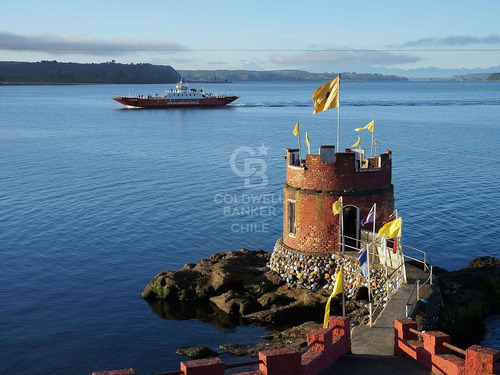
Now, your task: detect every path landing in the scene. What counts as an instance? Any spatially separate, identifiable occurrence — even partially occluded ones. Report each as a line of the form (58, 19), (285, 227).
(322, 262), (433, 374)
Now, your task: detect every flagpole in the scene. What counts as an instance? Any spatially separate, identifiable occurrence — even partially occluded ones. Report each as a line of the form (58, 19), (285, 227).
(384, 236), (389, 304)
(372, 203), (377, 254)
(395, 209), (398, 270)
(395, 210), (407, 283)
(370, 120), (374, 157)
(297, 131), (303, 166)
(340, 196), (345, 316)
(337, 74), (341, 152)
(369, 203), (376, 327)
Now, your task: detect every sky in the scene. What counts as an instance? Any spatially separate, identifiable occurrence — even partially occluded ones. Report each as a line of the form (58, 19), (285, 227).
(2, 0), (500, 77)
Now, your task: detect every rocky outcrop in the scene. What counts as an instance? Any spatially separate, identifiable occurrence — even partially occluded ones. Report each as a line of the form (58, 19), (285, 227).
(436, 256), (500, 347)
(141, 249), (279, 302)
(142, 250), (500, 358)
(219, 321), (322, 356)
(175, 346), (218, 359)
(141, 249), (346, 327)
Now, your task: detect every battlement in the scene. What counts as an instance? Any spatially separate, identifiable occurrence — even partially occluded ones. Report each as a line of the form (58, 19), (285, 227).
(285, 146), (392, 192)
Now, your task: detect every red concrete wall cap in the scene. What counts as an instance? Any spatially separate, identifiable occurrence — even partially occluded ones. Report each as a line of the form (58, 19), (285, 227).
(92, 369), (135, 375)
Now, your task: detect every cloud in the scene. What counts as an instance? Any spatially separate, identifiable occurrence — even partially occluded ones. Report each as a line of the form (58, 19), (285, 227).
(207, 61), (229, 65)
(0, 31), (188, 55)
(270, 50), (420, 66)
(168, 57), (198, 63)
(402, 34), (500, 47)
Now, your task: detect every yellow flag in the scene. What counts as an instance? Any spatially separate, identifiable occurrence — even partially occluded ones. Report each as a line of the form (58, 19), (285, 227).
(332, 198), (342, 215)
(377, 217), (402, 239)
(305, 132), (311, 154)
(293, 122), (299, 136)
(313, 75), (340, 114)
(352, 136), (361, 147)
(323, 266), (343, 328)
(355, 119), (374, 133)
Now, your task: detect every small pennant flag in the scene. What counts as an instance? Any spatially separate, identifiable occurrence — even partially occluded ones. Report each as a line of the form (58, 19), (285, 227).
(332, 198), (342, 215)
(352, 136), (361, 147)
(355, 119), (374, 133)
(360, 204), (375, 226)
(293, 122), (299, 136)
(323, 266), (343, 328)
(393, 237), (398, 255)
(305, 132), (311, 154)
(377, 217), (402, 239)
(358, 248), (368, 277)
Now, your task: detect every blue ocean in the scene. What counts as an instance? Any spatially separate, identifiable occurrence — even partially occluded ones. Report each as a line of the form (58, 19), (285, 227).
(1, 81), (499, 374)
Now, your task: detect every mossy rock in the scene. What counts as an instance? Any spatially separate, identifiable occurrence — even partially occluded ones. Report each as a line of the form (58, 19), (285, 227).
(176, 346), (218, 359)
(443, 300), (486, 347)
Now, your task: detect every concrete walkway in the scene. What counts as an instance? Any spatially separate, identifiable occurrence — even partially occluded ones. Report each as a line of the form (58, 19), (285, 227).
(322, 263), (433, 374)
(350, 281), (414, 355)
(351, 262), (425, 355)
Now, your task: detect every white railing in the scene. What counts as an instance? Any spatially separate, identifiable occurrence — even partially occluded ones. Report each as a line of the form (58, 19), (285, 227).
(402, 244), (433, 318)
(331, 231), (433, 325)
(334, 232), (406, 327)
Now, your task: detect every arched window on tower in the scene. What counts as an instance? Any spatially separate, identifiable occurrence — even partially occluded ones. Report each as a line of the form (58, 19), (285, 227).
(287, 200), (296, 237)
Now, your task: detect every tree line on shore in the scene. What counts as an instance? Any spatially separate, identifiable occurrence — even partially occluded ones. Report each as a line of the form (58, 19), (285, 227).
(0, 60), (411, 84)
(0, 61), (180, 84)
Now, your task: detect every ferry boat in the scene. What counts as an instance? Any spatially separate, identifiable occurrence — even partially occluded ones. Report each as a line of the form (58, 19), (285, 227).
(113, 79), (238, 108)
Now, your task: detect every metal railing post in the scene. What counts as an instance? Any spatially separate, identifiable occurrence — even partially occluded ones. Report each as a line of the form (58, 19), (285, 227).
(369, 301), (373, 327)
(416, 279), (420, 301)
(430, 265), (433, 286)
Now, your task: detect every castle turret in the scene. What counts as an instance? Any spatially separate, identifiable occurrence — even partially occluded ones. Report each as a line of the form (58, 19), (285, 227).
(281, 145), (394, 253)
(269, 144), (397, 292)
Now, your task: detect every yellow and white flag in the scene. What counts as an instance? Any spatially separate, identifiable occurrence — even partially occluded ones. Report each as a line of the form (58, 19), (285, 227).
(332, 198), (342, 216)
(305, 132), (311, 154)
(323, 266), (343, 328)
(377, 217), (402, 239)
(355, 119), (374, 133)
(293, 122), (299, 136)
(352, 136), (361, 147)
(313, 75), (339, 114)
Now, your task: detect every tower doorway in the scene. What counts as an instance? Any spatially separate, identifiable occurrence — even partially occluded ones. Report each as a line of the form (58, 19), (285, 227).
(342, 205), (359, 251)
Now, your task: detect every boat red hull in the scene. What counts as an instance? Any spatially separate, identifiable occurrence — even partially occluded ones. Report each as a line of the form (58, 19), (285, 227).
(113, 95), (239, 108)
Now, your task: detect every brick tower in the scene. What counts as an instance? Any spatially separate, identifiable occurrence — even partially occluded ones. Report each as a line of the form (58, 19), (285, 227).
(280, 145), (394, 254)
(268, 145), (395, 291)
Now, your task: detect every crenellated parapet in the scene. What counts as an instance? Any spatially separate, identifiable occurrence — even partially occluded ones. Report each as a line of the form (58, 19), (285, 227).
(285, 146), (392, 193)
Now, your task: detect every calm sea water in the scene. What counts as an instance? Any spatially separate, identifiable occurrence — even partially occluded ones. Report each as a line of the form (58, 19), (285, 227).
(1, 81), (499, 374)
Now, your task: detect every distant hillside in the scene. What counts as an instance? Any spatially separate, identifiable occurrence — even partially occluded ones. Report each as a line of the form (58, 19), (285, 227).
(0, 61), (408, 84)
(450, 73), (491, 81)
(374, 65), (500, 79)
(487, 73), (500, 81)
(0, 61), (179, 84)
(178, 69), (408, 82)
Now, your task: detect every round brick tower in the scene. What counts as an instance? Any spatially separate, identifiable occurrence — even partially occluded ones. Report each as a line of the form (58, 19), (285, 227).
(278, 145), (394, 254)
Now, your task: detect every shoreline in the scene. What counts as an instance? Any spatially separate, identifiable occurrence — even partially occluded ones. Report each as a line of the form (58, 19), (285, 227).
(143, 249), (500, 356)
(5, 79), (498, 86)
